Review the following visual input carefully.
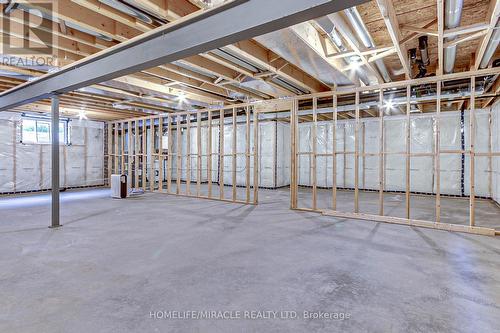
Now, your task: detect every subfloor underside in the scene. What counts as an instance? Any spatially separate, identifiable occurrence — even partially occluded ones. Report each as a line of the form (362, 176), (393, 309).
(0, 188), (499, 332)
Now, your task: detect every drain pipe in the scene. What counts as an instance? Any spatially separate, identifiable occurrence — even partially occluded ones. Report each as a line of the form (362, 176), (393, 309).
(479, 19), (500, 68)
(444, 0), (464, 73)
(343, 7), (392, 83)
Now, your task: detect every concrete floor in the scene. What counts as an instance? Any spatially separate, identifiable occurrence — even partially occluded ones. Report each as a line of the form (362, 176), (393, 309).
(296, 188), (500, 230)
(1, 188), (500, 332)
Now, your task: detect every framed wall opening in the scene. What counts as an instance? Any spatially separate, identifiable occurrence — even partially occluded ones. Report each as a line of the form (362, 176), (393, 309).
(106, 70), (500, 236)
(290, 75), (500, 236)
(107, 106), (259, 205)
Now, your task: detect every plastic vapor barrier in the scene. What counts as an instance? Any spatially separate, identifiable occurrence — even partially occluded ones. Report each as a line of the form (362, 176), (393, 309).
(168, 116), (287, 189)
(0, 112), (105, 194)
(296, 109), (493, 197)
(492, 101), (500, 205)
(276, 121), (291, 187)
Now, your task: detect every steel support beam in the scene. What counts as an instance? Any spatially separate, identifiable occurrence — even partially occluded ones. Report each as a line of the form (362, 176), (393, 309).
(0, 0), (368, 110)
(50, 96), (61, 228)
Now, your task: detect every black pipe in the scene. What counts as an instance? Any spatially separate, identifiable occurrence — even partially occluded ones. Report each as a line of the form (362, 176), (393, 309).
(419, 36), (430, 66)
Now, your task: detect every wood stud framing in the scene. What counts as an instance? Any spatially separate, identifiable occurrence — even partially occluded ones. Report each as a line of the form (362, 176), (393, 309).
(107, 123), (112, 183)
(312, 98), (318, 211)
(176, 116), (181, 195)
(142, 120), (146, 190)
(405, 85), (411, 219)
(232, 108), (237, 202)
(378, 89), (385, 216)
(1, 0), (495, 236)
(435, 82), (441, 222)
(159, 118), (163, 192)
(470, 76), (476, 226)
(106, 67), (500, 236)
(135, 121), (139, 189)
(150, 119), (154, 191)
(219, 110), (225, 200)
(108, 107), (257, 205)
(197, 113), (202, 197)
(246, 107), (251, 203)
(332, 93), (338, 211)
(120, 123), (125, 175)
(354, 92), (360, 213)
(488, 107), (493, 199)
(290, 99), (298, 209)
(253, 110), (259, 204)
(127, 121), (134, 190)
(114, 123), (119, 174)
(288, 73), (497, 236)
(187, 115), (191, 196)
(208, 111), (213, 198)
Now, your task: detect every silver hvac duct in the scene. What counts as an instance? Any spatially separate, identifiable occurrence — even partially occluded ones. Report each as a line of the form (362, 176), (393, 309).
(479, 19), (500, 68)
(121, 0), (169, 22)
(315, 15), (372, 85)
(315, 17), (346, 52)
(343, 7), (392, 83)
(98, 0), (154, 24)
(444, 0), (464, 73)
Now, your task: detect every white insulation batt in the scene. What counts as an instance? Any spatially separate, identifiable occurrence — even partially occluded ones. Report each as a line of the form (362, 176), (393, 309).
(0, 112), (105, 193)
(492, 101), (500, 205)
(4, 106), (496, 199)
(297, 108), (494, 198)
(158, 107), (498, 198)
(169, 117), (289, 188)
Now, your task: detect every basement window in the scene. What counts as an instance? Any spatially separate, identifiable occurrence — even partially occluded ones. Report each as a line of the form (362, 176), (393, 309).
(21, 117), (69, 145)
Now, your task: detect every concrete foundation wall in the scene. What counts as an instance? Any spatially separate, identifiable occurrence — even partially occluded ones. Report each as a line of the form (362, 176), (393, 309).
(0, 112), (105, 194)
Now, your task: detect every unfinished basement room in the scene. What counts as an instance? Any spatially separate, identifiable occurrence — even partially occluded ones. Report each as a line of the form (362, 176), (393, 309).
(1, 0), (500, 331)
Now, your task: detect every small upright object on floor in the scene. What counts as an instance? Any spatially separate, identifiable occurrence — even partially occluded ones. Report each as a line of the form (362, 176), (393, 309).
(128, 188), (145, 196)
(111, 174), (127, 199)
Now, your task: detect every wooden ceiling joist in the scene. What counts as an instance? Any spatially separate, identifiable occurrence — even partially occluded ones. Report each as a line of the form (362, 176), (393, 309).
(70, 0), (157, 32)
(131, 0), (200, 22)
(1, 0), (498, 120)
(375, 0), (411, 79)
(400, 25), (438, 37)
(331, 14), (385, 83)
(289, 22), (361, 86)
(474, 0), (500, 70)
(23, 0), (322, 101)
